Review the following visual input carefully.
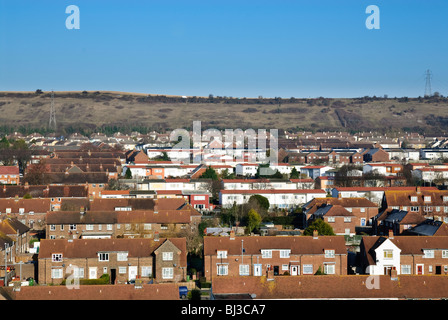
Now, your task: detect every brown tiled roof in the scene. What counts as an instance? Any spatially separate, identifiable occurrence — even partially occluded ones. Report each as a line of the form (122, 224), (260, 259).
(46, 210), (193, 224)
(6, 283), (179, 300)
(0, 166), (19, 175)
(0, 185), (88, 198)
(0, 199), (51, 213)
(362, 236), (448, 262)
(43, 172), (109, 184)
(89, 198), (189, 211)
(204, 236), (347, 256)
(384, 189), (448, 207)
(0, 218), (30, 235)
(211, 275), (448, 299)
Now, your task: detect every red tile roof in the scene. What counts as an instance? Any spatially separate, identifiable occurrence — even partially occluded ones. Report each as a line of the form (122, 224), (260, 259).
(0, 166), (19, 175)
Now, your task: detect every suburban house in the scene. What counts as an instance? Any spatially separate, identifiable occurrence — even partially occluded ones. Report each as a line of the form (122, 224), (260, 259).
(45, 207), (201, 240)
(302, 197), (378, 231)
(363, 163), (403, 176)
(0, 166), (20, 185)
(221, 178), (314, 191)
(235, 163), (259, 177)
(37, 238), (187, 284)
(307, 205), (358, 236)
(380, 187), (448, 221)
(362, 148), (390, 162)
(219, 189), (326, 210)
(300, 166), (334, 180)
(203, 234), (347, 281)
(0, 217), (30, 255)
(374, 209), (426, 236)
(360, 234), (448, 276)
(405, 219), (448, 236)
(0, 198), (52, 229)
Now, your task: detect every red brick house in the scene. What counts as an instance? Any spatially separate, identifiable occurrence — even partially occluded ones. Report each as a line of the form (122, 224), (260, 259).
(0, 166), (20, 185)
(309, 204), (358, 235)
(203, 235), (347, 281)
(38, 238), (187, 285)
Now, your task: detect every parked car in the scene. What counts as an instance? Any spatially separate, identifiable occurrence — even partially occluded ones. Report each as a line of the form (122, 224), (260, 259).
(179, 286), (189, 299)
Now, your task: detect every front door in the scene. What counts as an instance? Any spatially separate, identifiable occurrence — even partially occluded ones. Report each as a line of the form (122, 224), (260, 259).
(417, 264), (424, 275)
(111, 269), (116, 284)
(89, 267), (97, 279)
(290, 265), (299, 276)
(128, 266), (138, 280)
(253, 264), (262, 277)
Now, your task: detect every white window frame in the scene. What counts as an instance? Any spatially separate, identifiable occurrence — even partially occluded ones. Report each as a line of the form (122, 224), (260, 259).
(325, 250), (335, 258)
(217, 264), (228, 276)
(117, 252), (128, 261)
(303, 264), (313, 275)
(401, 264), (411, 275)
(162, 267), (174, 279)
(279, 250), (290, 258)
(324, 263), (335, 275)
(163, 252), (173, 261)
(52, 253), (63, 262)
(141, 266), (152, 277)
(51, 268), (63, 279)
(98, 252), (109, 262)
(118, 266), (127, 274)
(239, 264), (250, 276)
(261, 250), (272, 258)
(423, 250), (434, 259)
(217, 250), (227, 259)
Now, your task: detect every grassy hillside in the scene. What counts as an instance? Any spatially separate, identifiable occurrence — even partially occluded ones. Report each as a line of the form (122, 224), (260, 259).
(0, 91), (447, 135)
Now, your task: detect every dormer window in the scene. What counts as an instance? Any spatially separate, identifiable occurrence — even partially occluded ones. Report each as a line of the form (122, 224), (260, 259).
(52, 253), (63, 262)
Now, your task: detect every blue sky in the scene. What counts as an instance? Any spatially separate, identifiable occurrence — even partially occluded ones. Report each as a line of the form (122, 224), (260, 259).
(0, 0), (447, 98)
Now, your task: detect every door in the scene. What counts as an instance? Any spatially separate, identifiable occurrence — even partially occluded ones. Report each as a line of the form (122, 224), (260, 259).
(436, 266), (442, 275)
(253, 264), (262, 277)
(273, 266), (279, 276)
(416, 264), (424, 275)
(89, 267), (97, 279)
(128, 266), (138, 280)
(110, 269), (116, 284)
(290, 265), (298, 276)
(360, 218), (366, 227)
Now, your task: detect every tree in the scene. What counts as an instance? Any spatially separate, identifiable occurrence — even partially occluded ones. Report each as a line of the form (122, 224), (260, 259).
(200, 166), (218, 180)
(303, 218), (335, 236)
(23, 160), (50, 185)
(290, 167), (300, 179)
(125, 167), (132, 179)
(248, 195), (270, 212)
(247, 209), (262, 234)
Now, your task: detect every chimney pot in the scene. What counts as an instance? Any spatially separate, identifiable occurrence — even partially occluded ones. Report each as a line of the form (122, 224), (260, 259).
(388, 229), (394, 239)
(313, 229), (318, 239)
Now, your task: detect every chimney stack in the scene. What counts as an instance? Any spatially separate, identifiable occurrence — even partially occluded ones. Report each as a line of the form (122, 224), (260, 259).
(313, 229), (318, 239)
(388, 229), (394, 239)
(230, 230), (235, 240)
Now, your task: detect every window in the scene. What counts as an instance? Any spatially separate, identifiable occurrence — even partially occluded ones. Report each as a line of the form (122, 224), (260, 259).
(239, 264), (249, 276)
(261, 250), (272, 258)
(384, 250), (393, 259)
(360, 208), (365, 213)
(303, 264), (313, 275)
(60, 225), (64, 231)
(411, 206), (419, 212)
(117, 252), (128, 261)
(217, 264), (228, 276)
(217, 251), (227, 259)
(163, 252), (173, 261)
(325, 250), (335, 258)
(69, 224), (77, 231)
(119, 267), (127, 274)
(344, 217), (352, 223)
(401, 265), (411, 274)
(279, 250), (290, 258)
(86, 224), (94, 231)
(141, 266), (152, 277)
(162, 267), (174, 279)
(327, 217), (335, 223)
(424, 196), (431, 202)
(411, 196), (418, 202)
(423, 250), (434, 258)
(442, 250), (448, 258)
(98, 253), (109, 261)
(50, 225), (56, 231)
(443, 196), (448, 202)
(282, 264), (289, 271)
(107, 224), (113, 231)
(52, 253), (63, 262)
(51, 268), (63, 279)
(324, 263), (335, 275)
(144, 223), (152, 230)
